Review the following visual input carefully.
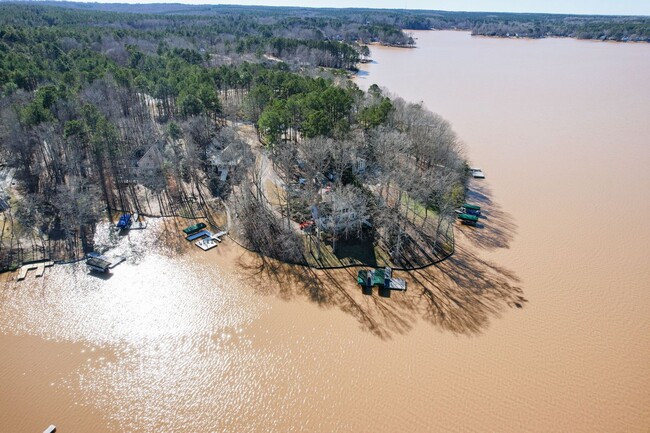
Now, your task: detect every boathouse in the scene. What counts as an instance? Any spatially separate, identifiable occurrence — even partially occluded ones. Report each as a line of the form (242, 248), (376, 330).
(86, 257), (111, 273)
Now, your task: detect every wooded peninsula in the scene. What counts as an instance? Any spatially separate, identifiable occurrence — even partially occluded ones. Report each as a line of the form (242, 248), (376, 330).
(1, 3), (647, 271)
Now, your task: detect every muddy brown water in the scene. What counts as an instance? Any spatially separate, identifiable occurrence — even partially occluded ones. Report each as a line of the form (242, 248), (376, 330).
(2, 31), (649, 432)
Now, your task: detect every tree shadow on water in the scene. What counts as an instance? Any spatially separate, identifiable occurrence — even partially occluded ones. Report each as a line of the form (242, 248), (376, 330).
(236, 254), (417, 340)
(236, 238), (526, 339)
(410, 244), (526, 334)
(233, 169), (524, 339)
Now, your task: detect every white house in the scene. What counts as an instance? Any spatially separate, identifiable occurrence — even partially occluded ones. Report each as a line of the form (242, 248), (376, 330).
(207, 144), (242, 182)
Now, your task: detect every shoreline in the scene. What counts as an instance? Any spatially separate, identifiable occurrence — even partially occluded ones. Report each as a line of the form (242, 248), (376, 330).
(408, 28), (650, 44)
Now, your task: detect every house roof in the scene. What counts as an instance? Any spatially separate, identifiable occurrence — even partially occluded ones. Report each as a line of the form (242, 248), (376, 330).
(207, 144), (241, 167)
(137, 145), (164, 168)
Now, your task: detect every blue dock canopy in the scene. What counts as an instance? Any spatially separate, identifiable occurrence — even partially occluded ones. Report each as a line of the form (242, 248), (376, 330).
(116, 214), (132, 229)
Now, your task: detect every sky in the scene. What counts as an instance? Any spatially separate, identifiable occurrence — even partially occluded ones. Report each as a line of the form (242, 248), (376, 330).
(68, 0), (650, 16)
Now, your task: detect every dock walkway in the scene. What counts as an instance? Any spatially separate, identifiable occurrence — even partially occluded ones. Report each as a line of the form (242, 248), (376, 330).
(186, 230), (210, 241)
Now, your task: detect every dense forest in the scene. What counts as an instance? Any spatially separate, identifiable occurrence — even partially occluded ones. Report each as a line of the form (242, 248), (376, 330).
(1, 2), (645, 270)
(0, 3), (467, 270)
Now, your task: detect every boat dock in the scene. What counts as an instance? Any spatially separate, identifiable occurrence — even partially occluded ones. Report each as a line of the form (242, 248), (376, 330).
(455, 203), (481, 216)
(116, 213), (132, 230)
(183, 222), (206, 235)
(130, 220), (147, 229)
(183, 226), (227, 251)
(113, 212), (147, 230)
(357, 267), (407, 293)
(86, 253), (126, 273)
(86, 257), (112, 273)
(108, 257), (126, 268)
(196, 237), (218, 251)
(213, 231), (228, 240)
(457, 213), (479, 225)
(17, 261), (54, 281)
(130, 212), (147, 229)
(470, 167), (485, 178)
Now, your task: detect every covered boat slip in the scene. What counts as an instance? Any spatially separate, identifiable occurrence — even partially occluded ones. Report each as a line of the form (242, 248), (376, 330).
(116, 213), (132, 229)
(357, 267), (407, 292)
(183, 222), (207, 234)
(86, 257), (111, 273)
(85, 253), (125, 273)
(457, 213), (479, 225)
(455, 203), (481, 216)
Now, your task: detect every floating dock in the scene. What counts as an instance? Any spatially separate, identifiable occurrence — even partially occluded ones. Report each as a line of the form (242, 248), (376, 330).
(16, 261), (54, 281)
(196, 237), (218, 251)
(470, 167), (485, 178)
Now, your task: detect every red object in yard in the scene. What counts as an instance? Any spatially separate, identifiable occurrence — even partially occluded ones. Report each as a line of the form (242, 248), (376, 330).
(299, 221), (314, 230)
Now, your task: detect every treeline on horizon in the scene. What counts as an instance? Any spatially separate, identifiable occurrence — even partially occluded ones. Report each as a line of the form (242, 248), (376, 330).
(17, 1), (650, 42)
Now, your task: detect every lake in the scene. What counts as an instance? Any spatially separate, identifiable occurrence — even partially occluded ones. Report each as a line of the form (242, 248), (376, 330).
(1, 31), (649, 432)
(357, 30), (650, 432)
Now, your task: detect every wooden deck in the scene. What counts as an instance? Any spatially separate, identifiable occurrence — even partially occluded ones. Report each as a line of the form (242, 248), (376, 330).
(130, 221), (147, 230)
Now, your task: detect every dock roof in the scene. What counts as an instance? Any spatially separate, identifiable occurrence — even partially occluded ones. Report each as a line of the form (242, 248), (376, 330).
(86, 257), (111, 269)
